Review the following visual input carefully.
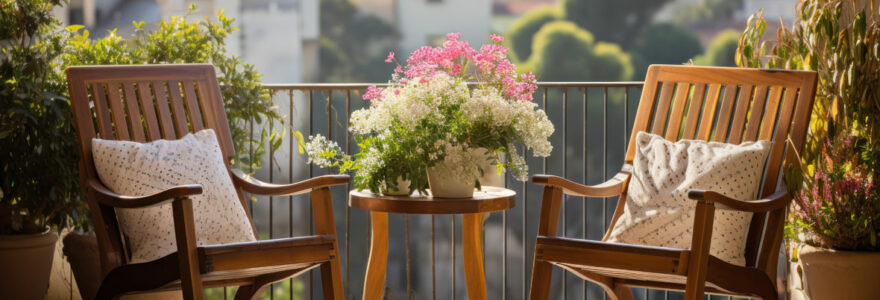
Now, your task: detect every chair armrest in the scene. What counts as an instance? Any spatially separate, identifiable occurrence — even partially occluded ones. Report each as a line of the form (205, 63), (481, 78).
(687, 190), (791, 212)
(532, 171), (629, 198)
(229, 168), (350, 197)
(87, 178), (203, 208)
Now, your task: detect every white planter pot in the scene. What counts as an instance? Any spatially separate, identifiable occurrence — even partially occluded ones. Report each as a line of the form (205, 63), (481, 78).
(788, 243), (880, 300)
(427, 165), (474, 198)
(381, 176), (411, 196)
(0, 230), (58, 300)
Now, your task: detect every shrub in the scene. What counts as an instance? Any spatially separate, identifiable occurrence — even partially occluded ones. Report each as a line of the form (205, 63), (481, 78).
(0, 0), (86, 234)
(525, 21), (632, 81)
(561, 0), (672, 48)
(61, 5), (282, 172)
(506, 6), (561, 62)
(633, 23), (703, 66)
(693, 30), (740, 66)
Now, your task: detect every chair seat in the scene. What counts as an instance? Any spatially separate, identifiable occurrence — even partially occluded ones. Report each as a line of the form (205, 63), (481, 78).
(534, 236), (774, 297)
(101, 235), (336, 296)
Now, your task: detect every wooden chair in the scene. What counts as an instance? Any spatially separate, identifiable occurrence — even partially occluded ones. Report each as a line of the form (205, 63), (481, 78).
(529, 65), (817, 300)
(66, 64), (347, 300)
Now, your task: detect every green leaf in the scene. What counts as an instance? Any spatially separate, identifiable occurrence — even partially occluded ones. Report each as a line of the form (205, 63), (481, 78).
(292, 130), (306, 154)
(65, 25), (84, 32)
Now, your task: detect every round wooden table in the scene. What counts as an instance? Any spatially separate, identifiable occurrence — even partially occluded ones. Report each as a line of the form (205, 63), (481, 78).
(349, 187), (516, 300)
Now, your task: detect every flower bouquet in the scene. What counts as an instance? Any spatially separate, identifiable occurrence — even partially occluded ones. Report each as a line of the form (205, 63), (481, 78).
(303, 33), (554, 197)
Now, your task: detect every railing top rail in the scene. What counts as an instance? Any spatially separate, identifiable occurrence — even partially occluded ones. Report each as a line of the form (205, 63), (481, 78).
(260, 81), (645, 90)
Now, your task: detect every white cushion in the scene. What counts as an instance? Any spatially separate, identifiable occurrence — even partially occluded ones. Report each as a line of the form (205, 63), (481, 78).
(92, 129), (256, 263)
(606, 132), (771, 266)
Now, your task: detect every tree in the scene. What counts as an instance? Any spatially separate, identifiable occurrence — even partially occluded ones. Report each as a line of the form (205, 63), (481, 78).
(561, 0), (673, 48)
(694, 30), (739, 66)
(630, 23), (703, 79)
(524, 21), (632, 81)
(505, 6), (561, 62)
(320, 0), (396, 82)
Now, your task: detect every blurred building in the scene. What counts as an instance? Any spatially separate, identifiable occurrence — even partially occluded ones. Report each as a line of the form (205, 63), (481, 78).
(352, 0), (492, 57)
(53, 0), (319, 83)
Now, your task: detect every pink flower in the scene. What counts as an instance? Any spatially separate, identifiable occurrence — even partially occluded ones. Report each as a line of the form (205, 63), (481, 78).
(363, 86), (384, 100)
(490, 34), (504, 43)
(394, 89), (401, 95)
(385, 51), (395, 63)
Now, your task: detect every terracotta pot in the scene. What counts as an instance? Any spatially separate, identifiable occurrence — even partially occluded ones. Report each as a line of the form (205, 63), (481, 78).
(0, 230), (58, 300)
(788, 243), (880, 300)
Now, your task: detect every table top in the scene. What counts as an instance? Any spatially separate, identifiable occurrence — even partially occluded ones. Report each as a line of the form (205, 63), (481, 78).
(348, 186), (516, 214)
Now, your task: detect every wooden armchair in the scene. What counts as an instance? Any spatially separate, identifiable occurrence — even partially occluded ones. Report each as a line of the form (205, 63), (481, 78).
(529, 65), (817, 300)
(66, 64), (347, 300)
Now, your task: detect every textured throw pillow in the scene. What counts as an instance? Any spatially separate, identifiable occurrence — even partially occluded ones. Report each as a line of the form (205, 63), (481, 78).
(92, 129), (256, 263)
(606, 132), (771, 266)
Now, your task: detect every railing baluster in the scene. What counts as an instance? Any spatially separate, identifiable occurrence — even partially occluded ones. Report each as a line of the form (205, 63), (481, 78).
(603, 86), (609, 300)
(583, 87), (589, 300)
(345, 89), (351, 298)
(289, 89), (295, 300)
(562, 87), (568, 299)
(308, 90), (314, 300)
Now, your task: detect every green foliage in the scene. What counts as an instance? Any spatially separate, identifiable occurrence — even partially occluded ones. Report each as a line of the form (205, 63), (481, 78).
(561, 0), (673, 48)
(319, 0), (396, 82)
(738, 2), (880, 249)
(633, 23), (703, 66)
(693, 30), (740, 66)
(61, 5), (282, 172)
(505, 6), (561, 62)
(674, 0), (744, 26)
(0, 0), (87, 234)
(524, 21), (632, 81)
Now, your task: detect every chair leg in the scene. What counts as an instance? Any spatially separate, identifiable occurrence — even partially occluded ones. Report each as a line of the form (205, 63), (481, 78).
(528, 260), (554, 299)
(320, 255), (345, 300)
(234, 284), (265, 300)
(612, 284), (635, 300)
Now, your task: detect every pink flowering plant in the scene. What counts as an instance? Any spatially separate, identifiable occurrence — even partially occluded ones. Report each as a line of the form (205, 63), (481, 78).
(785, 132), (880, 250)
(303, 33), (554, 194)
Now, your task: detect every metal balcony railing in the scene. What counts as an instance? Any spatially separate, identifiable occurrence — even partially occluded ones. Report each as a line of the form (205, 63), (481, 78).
(210, 82), (749, 300)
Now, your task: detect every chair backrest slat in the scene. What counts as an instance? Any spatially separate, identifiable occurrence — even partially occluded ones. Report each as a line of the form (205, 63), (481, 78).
(695, 84), (722, 140)
(712, 85), (739, 142)
(650, 82), (676, 135)
(136, 81), (162, 140)
(122, 82), (146, 142)
(166, 80), (191, 137)
(743, 86), (773, 141)
(618, 65), (817, 275)
(182, 80), (205, 131)
(681, 83), (706, 139)
(151, 80), (177, 139)
(727, 85), (755, 144)
(664, 83), (691, 140)
(91, 83), (115, 139)
(105, 82), (131, 141)
(66, 64), (245, 274)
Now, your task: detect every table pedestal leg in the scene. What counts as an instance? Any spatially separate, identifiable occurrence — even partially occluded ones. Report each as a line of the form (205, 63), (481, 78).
(462, 213), (487, 300)
(363, 212), (389, 300)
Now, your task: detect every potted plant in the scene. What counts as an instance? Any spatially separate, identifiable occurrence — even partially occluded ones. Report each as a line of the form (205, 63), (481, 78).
(738, 1), (880, 299)
(302, 33), (554, 197)
(0, 1), (87, 298)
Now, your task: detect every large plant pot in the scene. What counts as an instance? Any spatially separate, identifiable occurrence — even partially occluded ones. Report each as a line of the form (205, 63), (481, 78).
(0, 230), (58, 300)
(427, 166), (474, 198)
(788, 243), (880, 300)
